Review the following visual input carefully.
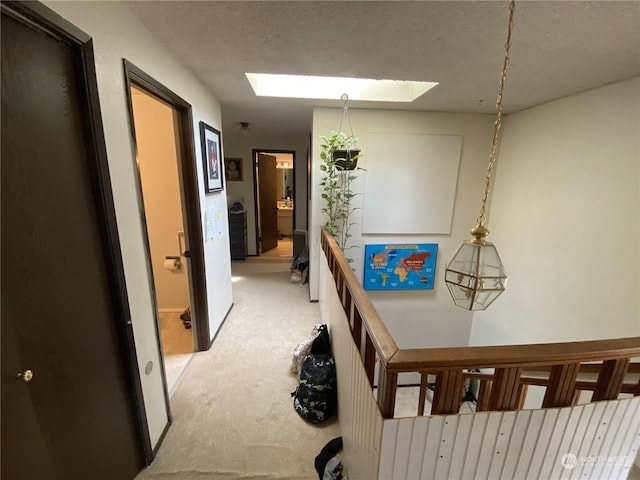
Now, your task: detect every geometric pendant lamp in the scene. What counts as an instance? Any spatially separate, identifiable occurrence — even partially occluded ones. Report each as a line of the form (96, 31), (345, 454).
(445, 0), (516, 311)
(445, 225), (507, 310)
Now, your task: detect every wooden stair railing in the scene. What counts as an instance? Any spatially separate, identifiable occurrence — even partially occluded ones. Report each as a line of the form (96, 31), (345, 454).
(321, 227), (640, 419)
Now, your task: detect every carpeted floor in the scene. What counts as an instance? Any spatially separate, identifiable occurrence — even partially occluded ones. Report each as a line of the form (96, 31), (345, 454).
(135, 261), (341, 480)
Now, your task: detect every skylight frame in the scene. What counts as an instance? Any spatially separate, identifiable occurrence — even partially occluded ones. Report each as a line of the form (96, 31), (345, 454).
(245, 73), (438, 102)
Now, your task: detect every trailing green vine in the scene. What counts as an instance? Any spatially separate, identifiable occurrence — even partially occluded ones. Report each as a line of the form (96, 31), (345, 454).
(319, 131), (365, 263)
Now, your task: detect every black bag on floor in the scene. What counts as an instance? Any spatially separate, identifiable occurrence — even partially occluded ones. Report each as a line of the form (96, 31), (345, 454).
(180, 306), (191, 329)
(292, 353), (337, 424)
(315, 437), (346, 480)
(311, 324), (332, 355)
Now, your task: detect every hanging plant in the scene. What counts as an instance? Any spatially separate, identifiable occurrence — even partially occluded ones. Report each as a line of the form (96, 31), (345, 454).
(319, 130), (364, 260)
(332, 148), (361, 170)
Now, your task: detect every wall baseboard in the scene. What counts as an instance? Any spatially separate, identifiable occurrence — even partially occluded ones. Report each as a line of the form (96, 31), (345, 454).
(208, 303), (234, 349)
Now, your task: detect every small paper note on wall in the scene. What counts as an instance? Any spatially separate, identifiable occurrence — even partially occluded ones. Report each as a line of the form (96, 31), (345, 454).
(205, 207), (215, 240)
(215, 207), (223, 236)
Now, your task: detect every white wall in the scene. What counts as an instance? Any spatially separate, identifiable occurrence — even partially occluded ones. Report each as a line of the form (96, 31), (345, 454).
(311, 108), (495, 348)
(44, 1), (233, 450)
(471, 77), (640, 346)
(224, 133), (309, 255)
(132, 87), (190, 311)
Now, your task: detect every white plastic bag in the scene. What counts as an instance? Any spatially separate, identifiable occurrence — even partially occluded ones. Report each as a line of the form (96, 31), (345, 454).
(290, 324), (322, 375)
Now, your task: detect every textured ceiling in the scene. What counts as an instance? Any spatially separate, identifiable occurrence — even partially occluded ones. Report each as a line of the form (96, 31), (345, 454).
(124, 1), (640, 137)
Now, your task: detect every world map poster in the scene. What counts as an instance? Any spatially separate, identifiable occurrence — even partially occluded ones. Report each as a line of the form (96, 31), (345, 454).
(363, 244), (438, 291)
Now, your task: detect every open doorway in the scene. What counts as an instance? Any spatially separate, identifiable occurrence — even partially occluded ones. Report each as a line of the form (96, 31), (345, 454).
(124, 62), (210, 400)
(129, 85), (193, 395)
(253, 149), (295, 259)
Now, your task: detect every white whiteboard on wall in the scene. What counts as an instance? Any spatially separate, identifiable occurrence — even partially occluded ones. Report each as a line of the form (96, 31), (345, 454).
(362, 133), (462, 234)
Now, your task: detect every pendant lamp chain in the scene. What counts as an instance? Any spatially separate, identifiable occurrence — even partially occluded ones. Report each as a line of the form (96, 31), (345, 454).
(477, 0), (515, 228)
(444, 0), (515, 311)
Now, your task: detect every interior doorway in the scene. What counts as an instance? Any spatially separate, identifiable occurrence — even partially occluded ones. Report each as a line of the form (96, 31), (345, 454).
(129, 85), (194, 395)
(253, 149), (296, 259)
(123, 62), (211, 397)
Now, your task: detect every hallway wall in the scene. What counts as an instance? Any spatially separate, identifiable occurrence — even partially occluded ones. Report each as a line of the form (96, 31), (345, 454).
(43, 0), (233, 450)
(471, 76), (640, 345)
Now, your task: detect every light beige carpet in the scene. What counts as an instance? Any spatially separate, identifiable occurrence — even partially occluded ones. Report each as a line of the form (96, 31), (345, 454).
(136, 261), (341, 480)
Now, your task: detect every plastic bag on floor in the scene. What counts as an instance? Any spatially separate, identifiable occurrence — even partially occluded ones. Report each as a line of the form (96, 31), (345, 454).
(291, 324), (321, 375)
(289, 266), (308, 284)
(290, 246), (309, 284)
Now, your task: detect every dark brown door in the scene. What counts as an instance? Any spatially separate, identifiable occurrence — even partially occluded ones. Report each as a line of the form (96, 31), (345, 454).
(258, 153), (278, 253)
(1, 9), (142, 480)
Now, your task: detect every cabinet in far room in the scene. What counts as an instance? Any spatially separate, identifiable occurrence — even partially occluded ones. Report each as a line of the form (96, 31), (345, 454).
(277, 207), (293, 238)
(228, 205), (247, 260)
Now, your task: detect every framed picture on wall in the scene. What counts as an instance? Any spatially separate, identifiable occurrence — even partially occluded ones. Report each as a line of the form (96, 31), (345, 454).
(199, 121), (224, 193)
(225, 157), (243, 181)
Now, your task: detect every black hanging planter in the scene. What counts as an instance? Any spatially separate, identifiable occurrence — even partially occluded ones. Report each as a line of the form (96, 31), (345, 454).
(333, 149), (360, 170)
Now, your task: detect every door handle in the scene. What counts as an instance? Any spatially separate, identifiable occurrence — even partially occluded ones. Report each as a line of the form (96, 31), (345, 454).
(16, 369), (33, 383)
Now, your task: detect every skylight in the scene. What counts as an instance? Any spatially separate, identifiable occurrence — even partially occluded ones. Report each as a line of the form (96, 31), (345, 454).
(245, 73), (438, 102)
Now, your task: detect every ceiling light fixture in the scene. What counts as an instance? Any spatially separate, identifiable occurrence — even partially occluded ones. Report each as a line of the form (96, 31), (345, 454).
(245, 73), (437, 102)
(444, 0), (516, 311)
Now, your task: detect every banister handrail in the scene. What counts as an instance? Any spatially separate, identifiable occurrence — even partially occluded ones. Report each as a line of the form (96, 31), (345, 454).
(321, 227), (399, 363)
(389, 337), (640, 371)
(320, 227), (640, 418)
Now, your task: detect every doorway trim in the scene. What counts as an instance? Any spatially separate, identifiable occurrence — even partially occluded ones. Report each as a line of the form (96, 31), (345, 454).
(1, 0), (150, 465)
(123, 61), (210, 354)
(252, 148), (296, 255)
(123, 62), (210, 456)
